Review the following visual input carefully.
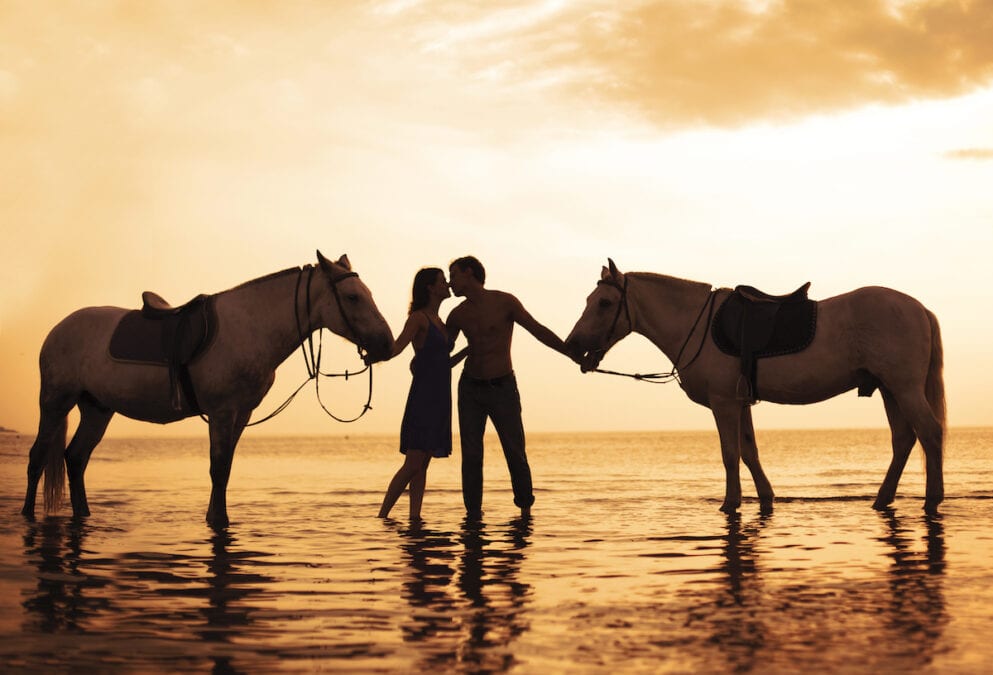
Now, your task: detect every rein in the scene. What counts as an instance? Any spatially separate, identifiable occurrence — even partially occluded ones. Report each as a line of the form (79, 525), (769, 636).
(240, 264), (374, 426)
(592, 278), (717, 385)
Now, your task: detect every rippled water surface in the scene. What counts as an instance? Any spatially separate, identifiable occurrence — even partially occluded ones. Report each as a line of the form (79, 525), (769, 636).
(1, 428), (991, 673)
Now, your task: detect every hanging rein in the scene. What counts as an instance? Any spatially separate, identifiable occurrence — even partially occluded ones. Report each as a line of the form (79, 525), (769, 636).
(591, 276), (717, 385)
(199, 264), (376, 426)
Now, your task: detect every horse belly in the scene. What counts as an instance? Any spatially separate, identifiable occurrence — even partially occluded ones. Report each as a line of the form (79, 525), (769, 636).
(755, 351), (858, 404)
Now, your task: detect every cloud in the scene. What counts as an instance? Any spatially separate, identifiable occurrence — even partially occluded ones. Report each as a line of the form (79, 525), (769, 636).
(590, 0), (993, 126)
(400, 0), (993, 128)
(944, 147), (993, 159)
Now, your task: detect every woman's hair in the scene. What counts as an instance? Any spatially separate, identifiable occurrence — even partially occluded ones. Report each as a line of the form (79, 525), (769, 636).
(409, 267), (443, 314)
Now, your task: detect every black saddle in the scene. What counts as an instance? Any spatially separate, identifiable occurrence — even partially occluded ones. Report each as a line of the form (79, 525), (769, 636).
(711, 282), (817, 403)
(109, 292), (216, 412)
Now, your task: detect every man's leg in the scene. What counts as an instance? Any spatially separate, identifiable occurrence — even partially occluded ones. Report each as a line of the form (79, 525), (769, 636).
(458, 377), (487, 516)
(490, 377), (533, 511)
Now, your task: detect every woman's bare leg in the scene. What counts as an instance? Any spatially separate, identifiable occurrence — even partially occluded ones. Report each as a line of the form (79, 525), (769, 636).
(379, 450), (430, 518)
(408, 454), (431, 521)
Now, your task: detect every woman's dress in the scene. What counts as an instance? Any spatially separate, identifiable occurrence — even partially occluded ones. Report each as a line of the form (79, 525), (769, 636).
(399, 319), (452, 457)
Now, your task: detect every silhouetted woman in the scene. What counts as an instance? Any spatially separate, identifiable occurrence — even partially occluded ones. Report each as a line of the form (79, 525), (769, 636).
(379, 268), (464, 521)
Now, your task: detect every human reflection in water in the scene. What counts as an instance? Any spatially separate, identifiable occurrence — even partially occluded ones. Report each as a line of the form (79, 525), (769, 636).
(456, 515), (533, 671)
(393, 521), (459, 667)
(877, 509), (947, 660)
(21, 517), (112, 633)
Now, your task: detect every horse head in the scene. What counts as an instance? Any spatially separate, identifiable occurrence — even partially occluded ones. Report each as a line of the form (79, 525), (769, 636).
(316, 251), (394, 363)
(565, 258), (632, 372)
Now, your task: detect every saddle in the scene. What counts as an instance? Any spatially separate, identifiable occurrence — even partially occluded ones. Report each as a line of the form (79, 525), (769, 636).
(108, 292), (216, 412)
(711, 282), (817, 403)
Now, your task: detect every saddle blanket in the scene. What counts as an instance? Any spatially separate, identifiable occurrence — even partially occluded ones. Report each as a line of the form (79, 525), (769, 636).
(108, 296), (215, 366)
(711, 285), (817, 402)
(711, 292), (817, 360)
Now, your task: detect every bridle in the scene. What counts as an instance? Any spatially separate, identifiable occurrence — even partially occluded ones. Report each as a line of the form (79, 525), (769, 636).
(243, 265), (375, 425)
(589, 276), (630, 367)
(590, 274), (717, 384)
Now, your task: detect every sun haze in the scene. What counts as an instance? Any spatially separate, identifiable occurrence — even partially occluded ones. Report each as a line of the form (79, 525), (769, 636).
(1, 1), (991, 438)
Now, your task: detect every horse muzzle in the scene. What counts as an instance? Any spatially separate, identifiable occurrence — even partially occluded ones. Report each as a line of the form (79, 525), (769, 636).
(565, 337), (603, 372)
(360, 334), (394, 364)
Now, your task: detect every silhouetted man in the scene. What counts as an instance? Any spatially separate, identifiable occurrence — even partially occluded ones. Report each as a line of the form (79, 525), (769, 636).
(446, 256), (578, 518)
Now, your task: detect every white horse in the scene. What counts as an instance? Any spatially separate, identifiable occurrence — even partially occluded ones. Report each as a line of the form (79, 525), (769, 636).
(566, 260), (945, 514)
(21, 251), (394, 528)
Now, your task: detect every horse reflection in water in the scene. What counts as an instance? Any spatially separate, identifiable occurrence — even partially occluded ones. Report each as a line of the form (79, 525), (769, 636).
(18, 518), (274, 673)
(393, 517), (533, 671)
(567, 260), (946, 514)
(198, 528), (275, 673)
(21, 251), (394, 529)
(21, 518), (111, 634)
(677, 511), (947, 672)
(878, 510), (948, 660)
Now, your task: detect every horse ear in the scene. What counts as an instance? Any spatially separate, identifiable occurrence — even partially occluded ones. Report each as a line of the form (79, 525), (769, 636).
(336, 254), (352, 271)
(600, 266), (611, 281)
(316, 250), (330, 269)
(607, 258), (619, 278)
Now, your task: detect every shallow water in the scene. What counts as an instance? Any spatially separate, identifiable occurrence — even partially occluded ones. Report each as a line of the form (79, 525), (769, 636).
(1, 428), (991, 673)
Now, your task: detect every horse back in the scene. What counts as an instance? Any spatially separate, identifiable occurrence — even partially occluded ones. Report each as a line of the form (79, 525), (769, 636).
(39, 306), (134, 393)
(42, 306), (129, 358)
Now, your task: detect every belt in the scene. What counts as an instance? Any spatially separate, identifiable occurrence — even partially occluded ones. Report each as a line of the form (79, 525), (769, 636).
(462, 372), (515, 386)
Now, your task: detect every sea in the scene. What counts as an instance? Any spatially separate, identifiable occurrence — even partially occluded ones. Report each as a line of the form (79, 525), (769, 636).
(0, 427), (991, 673)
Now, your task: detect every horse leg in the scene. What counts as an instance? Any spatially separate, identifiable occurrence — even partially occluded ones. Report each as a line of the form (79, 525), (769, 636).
(712, 401), (744, 513)
(873, 389), (916, 510)
(64, 396), (114, 519)
(739, 407), (774, 513)
(899, 392), (944, 513)
(206, 411), (249, 529)
(22, 407), (70, 518)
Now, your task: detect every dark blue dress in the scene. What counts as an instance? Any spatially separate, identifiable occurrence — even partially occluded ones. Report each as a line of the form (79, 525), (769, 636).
(399, 319), (452, 457)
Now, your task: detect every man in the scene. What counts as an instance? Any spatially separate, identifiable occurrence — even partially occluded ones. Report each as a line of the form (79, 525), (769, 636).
(446, 256), (578, 519)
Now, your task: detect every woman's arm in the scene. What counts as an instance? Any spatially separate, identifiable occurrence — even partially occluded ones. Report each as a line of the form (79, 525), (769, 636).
(390, 312), (427, 359)
(449, 346), (469, 368)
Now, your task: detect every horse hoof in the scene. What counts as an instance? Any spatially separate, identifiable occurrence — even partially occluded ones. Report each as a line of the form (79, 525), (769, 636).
(719, 503), (739, 514)
(872, 499), (892, 511)
(924, 502), (940, 515)
(207, 516), (230, 530)
(759, 500), (774, 515)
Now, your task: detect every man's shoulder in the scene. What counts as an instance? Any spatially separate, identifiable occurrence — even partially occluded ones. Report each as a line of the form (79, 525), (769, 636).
(447, 300), (470, 320)
(484, 288), (520, 305)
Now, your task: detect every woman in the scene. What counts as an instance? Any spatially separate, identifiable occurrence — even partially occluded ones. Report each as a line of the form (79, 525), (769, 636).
(378, 267), (464, 521)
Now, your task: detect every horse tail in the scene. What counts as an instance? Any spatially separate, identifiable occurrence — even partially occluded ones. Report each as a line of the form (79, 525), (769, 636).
(925, 309), (946, 437)
(42, 415), (68, 514)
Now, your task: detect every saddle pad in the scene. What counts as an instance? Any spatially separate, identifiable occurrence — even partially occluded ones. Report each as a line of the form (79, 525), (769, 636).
(108, 298), (214, 366)
(109, 310), (171, 365)
(711, 294), (818, 359)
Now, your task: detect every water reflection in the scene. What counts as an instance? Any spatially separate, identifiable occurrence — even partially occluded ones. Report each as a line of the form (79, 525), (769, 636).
(21, 517), (112, 633)
(708, 512), (769, 671)
(198, 528), (276, 674)
(456, 516), (533, 671)
(393, 516), (534, 672)
(877, 509), (947, 661)
(395, 522), (459, 651)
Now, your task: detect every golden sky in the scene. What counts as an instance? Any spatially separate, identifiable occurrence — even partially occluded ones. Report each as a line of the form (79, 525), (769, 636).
(2, 0), (991, 437)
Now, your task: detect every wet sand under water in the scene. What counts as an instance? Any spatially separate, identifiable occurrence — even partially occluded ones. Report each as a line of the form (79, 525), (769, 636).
(1, 428), (992, 673)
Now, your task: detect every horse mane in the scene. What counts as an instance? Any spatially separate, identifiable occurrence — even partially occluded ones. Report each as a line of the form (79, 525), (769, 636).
(228, 266), (304, 292)
(627, 271), (712, 295)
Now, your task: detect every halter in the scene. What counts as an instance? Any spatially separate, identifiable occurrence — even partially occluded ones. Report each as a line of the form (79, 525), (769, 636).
(591, 275), (717, 384)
